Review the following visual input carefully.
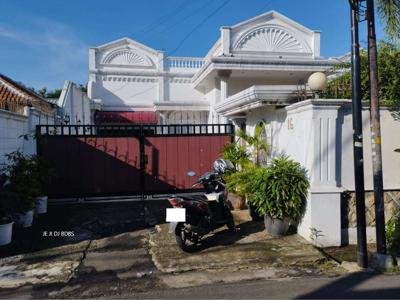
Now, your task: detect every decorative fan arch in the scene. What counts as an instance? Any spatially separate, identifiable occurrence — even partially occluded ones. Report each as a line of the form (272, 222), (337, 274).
(234, 26), (309, 53)
(102, 47), (153, 66)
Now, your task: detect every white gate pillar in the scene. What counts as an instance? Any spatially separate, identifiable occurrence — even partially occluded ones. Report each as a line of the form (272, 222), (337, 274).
(307, 100), (349, 247)
(284, 99), (351, 247)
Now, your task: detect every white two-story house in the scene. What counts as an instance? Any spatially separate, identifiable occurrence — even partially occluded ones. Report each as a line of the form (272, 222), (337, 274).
(87, 10), (335, 126)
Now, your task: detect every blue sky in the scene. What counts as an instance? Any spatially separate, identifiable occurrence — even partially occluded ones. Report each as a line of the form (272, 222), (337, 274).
(0, 0), (386, 90)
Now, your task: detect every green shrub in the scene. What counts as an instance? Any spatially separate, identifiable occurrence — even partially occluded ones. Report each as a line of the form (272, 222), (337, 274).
(225, 164), (260, 198)
(30, 155), (53, 196)
(0, 183), (19, 224)
(386, 216), (400, 256)
(248, 155), (309, 220)
(221, 142), (250, 171)
(3, 151), (38, 213)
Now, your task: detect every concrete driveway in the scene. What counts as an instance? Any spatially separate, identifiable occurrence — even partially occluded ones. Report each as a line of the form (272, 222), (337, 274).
(0, 204), (351, 298)
(0, 229), (163, 299)
(148, 210), (348, 288)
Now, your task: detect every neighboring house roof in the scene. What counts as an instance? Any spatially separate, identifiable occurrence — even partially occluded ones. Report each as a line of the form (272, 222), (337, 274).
(45, 98), (59, 105)
(0, 73), (56, 115)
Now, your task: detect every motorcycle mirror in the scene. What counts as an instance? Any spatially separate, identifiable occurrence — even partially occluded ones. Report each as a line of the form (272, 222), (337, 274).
(187, 171), (196, 177)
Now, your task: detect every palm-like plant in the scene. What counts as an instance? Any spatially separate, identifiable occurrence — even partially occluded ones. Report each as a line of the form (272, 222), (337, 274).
(376, 0), (400, 41)
(236, 122), (270, 166)
(365, 0), (400, 254)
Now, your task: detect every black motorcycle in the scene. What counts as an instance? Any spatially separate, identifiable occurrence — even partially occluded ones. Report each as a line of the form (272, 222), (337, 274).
(168, 159), (235, 252)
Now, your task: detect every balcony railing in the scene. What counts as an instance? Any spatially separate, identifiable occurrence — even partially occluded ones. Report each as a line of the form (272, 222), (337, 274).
(166, 57), (205, 69)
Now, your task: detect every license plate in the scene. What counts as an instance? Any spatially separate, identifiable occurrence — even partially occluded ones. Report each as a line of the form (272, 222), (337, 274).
(206, 193), (218, 201)
(166, 208), (186, 222)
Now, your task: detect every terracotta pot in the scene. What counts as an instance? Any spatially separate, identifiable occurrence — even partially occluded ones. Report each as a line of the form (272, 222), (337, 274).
(36, 196), (48, 214)
(228, 193), (247, 210)
(0, 221), (13, 246)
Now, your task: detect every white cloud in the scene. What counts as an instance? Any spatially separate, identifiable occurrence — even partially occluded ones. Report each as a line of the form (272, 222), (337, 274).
(0, 18), (88, 89)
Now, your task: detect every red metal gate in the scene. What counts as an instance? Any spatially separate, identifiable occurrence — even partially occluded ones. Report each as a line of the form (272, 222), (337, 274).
(37, 124), (233, 199)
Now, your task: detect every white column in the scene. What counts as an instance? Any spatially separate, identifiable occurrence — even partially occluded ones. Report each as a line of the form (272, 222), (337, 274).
(218, 70), (231, 103)
(217, 70), (231, 124)
(157, 51), (166, 103)
(23, 106), (36, 155)
(158, 76), (165, 102)
(220, 78), (228, 103)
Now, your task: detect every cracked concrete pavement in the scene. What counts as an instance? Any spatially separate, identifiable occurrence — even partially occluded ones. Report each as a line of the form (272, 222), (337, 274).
(0, 230), (161, 299)
(148, 210), (348, 289)
(0, 206), (355, 299)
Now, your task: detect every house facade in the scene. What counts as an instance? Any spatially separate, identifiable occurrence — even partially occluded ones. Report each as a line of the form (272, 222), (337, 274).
(88, 11), (335, 125)
(85, 11), (400, 247)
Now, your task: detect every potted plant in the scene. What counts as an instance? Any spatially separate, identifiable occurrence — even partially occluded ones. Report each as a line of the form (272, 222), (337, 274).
(236, 122), (270, 220)
(222, 142), (251, 210)
(31, 155), (52, 214)
(4, 151), (37, 228)
(0, 176), (18, 245)
(248, 155), (309, 236)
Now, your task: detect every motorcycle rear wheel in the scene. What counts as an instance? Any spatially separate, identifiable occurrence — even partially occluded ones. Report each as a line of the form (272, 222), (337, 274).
(175, 223), (198, 252)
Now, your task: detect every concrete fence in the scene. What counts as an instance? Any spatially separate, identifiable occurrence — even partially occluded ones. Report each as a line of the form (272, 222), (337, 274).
(244, 99), (400, 247)
(0, 107), (55, 167)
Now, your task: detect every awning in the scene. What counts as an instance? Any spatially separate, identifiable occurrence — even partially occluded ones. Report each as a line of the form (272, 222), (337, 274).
(214, 85), (302, 116)
(95, 111), (158, 124)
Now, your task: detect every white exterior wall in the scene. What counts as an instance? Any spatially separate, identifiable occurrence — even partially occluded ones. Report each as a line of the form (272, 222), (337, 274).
(167, 79), (204, 103)
(91, 76), (158, 110)
(0, 108), (55, 166)
(88, 39), (206, 115)
(245, 104), (330, 245)
(341, 108), (400, 191)
(0, 110), (28, 166)
(58, 81), (92, 124)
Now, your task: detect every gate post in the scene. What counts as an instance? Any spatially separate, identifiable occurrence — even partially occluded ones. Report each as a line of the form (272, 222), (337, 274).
(139, 127), (146, 199)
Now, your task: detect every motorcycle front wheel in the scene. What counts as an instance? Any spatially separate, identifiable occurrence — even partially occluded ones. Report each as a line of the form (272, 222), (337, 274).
(175, 223), (198, 252)
(225, 207), (236, 231)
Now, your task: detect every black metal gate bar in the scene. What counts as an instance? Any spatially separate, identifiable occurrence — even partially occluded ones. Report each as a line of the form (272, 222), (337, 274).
(36, 123), (234, 138)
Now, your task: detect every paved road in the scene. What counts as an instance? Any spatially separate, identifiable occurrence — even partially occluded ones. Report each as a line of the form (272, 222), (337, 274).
(128, 273), (400, 299)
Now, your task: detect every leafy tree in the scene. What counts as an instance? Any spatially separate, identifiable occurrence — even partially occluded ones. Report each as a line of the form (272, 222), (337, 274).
(37, 87), (47, 97)
(45, 89), (62, 98)
(78, 84), (87, 93)
(326, 41), (400, 109)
